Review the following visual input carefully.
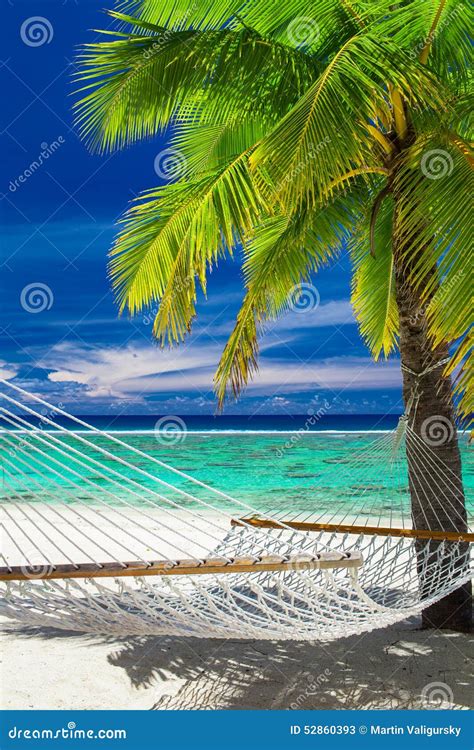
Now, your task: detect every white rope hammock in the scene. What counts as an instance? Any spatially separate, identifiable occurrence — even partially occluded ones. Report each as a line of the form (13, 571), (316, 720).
(0, 379), (472, 641)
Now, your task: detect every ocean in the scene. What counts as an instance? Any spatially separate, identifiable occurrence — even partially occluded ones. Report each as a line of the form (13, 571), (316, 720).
(20, 413), (402, 433)
(1, 414), (472, 519)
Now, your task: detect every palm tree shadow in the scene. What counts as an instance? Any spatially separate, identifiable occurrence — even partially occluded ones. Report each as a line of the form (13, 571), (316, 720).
(5, 619), (472, 710)
(107, 620), (473, 709)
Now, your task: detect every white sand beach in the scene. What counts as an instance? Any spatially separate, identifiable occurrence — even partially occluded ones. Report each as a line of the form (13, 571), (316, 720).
(1, 617), (472, 710)
(0, 504), (230, 569)
(2, 0), (472, 718)
(0, 502), (405, 569)
(1, 503), (473, 710)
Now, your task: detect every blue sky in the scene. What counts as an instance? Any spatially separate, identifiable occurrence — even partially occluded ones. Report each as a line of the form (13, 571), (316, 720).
(1, 0), (403, 416)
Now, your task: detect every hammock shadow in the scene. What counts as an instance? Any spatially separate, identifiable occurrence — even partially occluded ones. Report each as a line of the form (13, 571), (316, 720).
(108, 622), (472, 710)
(4, 618), (471, 709)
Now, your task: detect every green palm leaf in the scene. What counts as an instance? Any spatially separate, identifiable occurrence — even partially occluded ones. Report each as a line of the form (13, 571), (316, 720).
(74, 17), (316, 152)
(393, 132), (473, 422)
(110, 149), (269, 344)
(251, 33), (444, 209)
(215, 190), (366, 405)
(75, 0), (472, 428)
(351, 192), (399, 358)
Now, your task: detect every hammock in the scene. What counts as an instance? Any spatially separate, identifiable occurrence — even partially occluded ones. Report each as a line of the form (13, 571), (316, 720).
(0, 380), (472, 641)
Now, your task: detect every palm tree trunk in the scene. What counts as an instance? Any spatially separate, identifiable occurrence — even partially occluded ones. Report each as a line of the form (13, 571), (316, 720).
(394, 263), (472, 632)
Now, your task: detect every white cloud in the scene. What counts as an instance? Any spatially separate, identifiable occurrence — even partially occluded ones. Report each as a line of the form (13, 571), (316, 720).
(276, 300), (355, 330)
(0, 361), (19, 381)
(39, 341), (401, 402)
(248, 356), (401, 393)
(207, 300), (355, 339)
(42, 341), (220, 398)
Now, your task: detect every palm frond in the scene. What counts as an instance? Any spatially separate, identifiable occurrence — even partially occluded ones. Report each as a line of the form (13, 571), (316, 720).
(351, 192), (399, 358)
(251, 33), (444, 209)
(376, 0), (472, 88)
(109, 149), (269, 344)
(116, 0), (240, 30)
(170, 121), (268, 176)
(446, 331), (473, 429)
(74, 18), (316, 152)
(118, 0), (386, 50)
(215, 190), (366, 406)
(393, 131), (473, 422)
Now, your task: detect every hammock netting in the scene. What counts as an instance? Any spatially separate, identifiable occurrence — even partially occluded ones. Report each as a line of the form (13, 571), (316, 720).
(0, 380), (472, 641)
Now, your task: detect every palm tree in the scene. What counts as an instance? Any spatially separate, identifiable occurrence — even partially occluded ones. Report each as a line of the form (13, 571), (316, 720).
(75, 0), (472, 631)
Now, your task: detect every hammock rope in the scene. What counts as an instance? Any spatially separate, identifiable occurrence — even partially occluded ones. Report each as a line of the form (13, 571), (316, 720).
(0, 379), (472, 641)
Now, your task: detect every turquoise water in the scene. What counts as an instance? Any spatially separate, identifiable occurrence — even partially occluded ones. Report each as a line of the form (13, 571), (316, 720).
(1, 430), (472, 520)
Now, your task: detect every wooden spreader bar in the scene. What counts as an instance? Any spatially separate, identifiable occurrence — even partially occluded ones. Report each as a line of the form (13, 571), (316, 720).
(0, 551), (362, 582)
(231, 517), (474, 543)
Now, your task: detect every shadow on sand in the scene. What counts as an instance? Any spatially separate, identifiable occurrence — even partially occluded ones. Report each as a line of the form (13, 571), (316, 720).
(4, 617), (472, 710)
